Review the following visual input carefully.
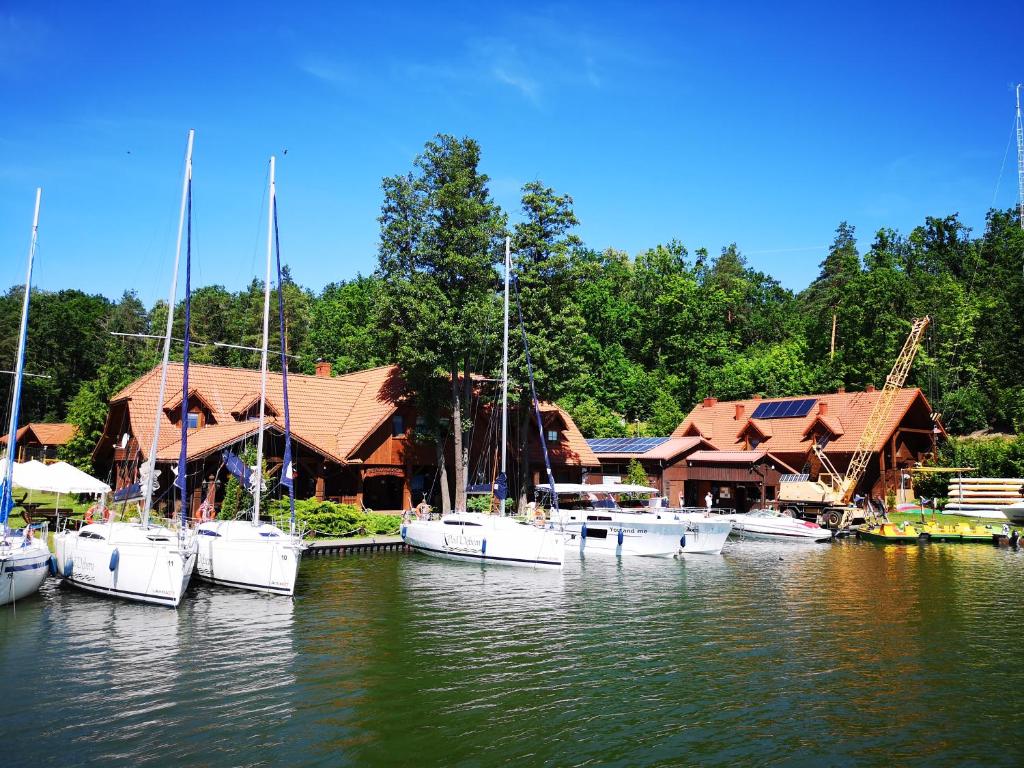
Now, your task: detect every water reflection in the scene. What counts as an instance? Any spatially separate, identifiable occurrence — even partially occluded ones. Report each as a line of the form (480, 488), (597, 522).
(3, 544), (1024, 767)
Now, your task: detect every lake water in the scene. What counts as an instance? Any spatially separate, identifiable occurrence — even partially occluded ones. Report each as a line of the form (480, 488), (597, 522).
(3, 540), (1024, 767)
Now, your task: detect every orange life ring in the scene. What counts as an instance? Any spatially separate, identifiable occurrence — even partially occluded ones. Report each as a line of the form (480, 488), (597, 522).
(84, 505), (96, 525)
(102, 506), (114, 523)
(198, 503), (215, 523)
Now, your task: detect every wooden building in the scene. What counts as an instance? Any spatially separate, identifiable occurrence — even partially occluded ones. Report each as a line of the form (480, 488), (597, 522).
(93, 362), (598, 514)
(672, 387), (944, 504)
(0, 423), (77, 463)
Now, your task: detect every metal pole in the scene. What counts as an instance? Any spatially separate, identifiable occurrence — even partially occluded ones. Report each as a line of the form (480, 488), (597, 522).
(142, 129), (193, 526)
(253, 156), (275, 525)
(500, 237), (510, 476)
(1017, 84), (1024, 229)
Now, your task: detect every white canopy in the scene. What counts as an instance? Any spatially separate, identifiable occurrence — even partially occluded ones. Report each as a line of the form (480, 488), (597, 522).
(0, 458), (110, 494)
(548, 483), (660, 495)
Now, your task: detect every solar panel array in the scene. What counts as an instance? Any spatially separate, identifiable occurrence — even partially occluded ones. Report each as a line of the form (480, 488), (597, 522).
(750, 398), (817, 420)
(587, 436), (671, 454)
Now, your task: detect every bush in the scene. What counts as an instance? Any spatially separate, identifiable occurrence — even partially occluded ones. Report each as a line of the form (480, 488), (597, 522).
(466, 494), (511, 513)
(266, 498), (400, 538)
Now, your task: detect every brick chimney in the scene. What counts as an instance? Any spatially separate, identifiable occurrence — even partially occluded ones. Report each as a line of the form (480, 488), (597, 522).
(837, 386), (845, 394)
(752, 394), (763, 400)
(703, 397), (718, 408)
(734, 403), (745, 420)
(818, 401), (828, 416)
(866, 384), (876, 393)
(315, 360), (332, 378)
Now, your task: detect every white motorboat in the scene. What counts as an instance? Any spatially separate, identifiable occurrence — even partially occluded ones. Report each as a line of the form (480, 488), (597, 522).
(402, 512), (566, 568)
(548, 484), (733, 556)
(55, 131), (198, 607)
(54, 522), (195, 606)
(195, 155), (304, 595)
(1, 188), (52, 606)
(1002, 502), (1024, 526)
(726, 508), (832, 542)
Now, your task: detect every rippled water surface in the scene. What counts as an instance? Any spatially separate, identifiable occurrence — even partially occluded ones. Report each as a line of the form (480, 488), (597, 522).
(3, 540), (1024, 766)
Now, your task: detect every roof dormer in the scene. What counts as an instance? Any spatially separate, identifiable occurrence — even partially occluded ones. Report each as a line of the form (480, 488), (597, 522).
(230, 392), (279, 421)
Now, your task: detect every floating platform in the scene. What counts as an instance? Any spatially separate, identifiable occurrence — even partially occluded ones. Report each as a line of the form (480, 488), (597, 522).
(856, 522), (1005, 543)
(305, 536), (409, 556)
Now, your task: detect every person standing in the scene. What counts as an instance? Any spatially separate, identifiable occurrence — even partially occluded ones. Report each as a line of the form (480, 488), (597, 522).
(704, 491), (713, 517)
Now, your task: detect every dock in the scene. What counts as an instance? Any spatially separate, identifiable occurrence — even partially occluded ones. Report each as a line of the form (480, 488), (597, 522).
(305, 535), (409, 556)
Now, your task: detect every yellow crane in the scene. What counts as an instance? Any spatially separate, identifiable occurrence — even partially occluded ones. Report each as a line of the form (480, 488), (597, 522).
(782, 316), (931, 527)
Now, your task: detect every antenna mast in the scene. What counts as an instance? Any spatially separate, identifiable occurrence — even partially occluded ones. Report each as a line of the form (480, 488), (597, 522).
(1016, 84), (1024, 229)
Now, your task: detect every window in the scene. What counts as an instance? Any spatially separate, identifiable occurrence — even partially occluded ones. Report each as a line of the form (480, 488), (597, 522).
(187, 412), (199, 430)
(749, 437), (761, 449)
(392, 414), (405, 437)
(546, 430), (559, 442)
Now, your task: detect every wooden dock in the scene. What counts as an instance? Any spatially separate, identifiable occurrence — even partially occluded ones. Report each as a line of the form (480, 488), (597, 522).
(305, 535), (409, 556)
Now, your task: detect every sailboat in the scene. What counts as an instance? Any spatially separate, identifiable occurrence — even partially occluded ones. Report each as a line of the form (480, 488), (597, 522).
(54, 131), (198, 607)
(402, 239), (567, 568)
(1, 188), (53, 606)
(194, 155), (305, 595)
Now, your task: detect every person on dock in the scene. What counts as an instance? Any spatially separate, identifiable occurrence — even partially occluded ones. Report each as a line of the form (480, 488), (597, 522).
(704, 491), (713, 517)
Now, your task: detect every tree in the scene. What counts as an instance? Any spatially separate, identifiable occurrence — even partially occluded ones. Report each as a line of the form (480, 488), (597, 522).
(376, 134), (507, 512)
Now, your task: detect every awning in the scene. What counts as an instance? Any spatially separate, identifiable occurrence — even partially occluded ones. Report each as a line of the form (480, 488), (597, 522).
(545, 482), (660, 495)
(0, 459), (110, 494)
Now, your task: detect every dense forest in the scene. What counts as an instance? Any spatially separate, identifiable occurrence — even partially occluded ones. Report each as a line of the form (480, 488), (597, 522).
(2, 134), (1023, 477)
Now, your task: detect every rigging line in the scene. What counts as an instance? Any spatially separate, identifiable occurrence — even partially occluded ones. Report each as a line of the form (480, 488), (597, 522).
(991, 117), (1017, 208)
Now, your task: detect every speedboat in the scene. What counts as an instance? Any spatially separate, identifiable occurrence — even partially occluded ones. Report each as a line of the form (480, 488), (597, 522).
(54, 521), (196, 606)
(1002, 501), (1024, 526)
(726, 508), (832, 543)
(402, 511), (566, 568)
(0, 524), (52, 606)
(546, 484), (732, 556)
(196, 520), (305, 594)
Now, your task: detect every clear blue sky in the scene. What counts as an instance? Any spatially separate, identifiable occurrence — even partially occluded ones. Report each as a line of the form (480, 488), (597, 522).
(2, 1), (1022, 305)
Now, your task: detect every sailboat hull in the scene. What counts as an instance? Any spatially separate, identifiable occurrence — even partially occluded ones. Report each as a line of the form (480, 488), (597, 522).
(54, 523), (197, 607)
(0, 534), (51, 605)
(195, 520), (303, 595)
(403, 513), (566, 569)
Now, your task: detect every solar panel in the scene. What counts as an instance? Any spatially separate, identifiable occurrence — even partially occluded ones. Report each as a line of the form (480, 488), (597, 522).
(587, 436), (670, 454)
(750, 398), (817, 420)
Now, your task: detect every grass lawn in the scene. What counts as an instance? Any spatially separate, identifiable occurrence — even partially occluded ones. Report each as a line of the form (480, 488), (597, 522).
(7, 490), (96, 529)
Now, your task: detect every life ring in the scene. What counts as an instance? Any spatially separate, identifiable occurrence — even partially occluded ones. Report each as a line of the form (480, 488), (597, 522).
(198, 502), (215, 523)
(102, 506), (114, 523)
(533, 509), (547, 526)
(86, 504), (111, 525)
(84, 506), (95, 525)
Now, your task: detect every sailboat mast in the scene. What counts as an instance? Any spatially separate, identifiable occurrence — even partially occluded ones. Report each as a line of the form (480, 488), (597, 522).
(142, 129), (194, 526)
(1, 188), (41, 527)
(1016, 84), (1024, 230)
(253, 156), (275, 525)
(501, 237), (510, 476)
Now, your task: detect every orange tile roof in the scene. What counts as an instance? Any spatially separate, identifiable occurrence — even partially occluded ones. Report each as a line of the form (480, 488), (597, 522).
(112, 363), (403, 465)
(0, 423), (78, 446)
(673, 389), (934, 455)
(686, 449), (799, 474)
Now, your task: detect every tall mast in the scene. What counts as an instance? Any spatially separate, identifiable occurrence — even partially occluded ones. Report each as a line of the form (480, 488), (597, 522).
(500, 237), (510, 476)
(142, 129), (193, 526)
(1016, 84), (1024, 230)
(253, 156), (275, 525)
(0, 188), (40, 531)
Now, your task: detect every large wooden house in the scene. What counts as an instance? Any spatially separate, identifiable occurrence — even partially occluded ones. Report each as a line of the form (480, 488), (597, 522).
(93, 362), (598, 514)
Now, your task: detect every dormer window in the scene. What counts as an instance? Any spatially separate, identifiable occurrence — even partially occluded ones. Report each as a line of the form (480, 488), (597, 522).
(547, 430), (559, 443)
(187, 412), (200, 430)
(392, 414), (405, 437)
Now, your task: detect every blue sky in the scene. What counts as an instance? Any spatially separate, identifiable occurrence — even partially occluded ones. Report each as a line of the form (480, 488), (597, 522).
(1, 1), (1022, 305)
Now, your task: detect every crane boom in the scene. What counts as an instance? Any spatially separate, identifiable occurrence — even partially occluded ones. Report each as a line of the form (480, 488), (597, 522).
(838, 316), (931, 504)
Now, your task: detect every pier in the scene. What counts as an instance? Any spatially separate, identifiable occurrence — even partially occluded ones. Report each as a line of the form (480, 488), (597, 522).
(305, 536), (409, 556)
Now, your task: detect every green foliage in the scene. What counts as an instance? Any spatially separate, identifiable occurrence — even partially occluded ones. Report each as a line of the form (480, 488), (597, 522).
(266, 498), (400, 537)
(625, 459), (648, 487)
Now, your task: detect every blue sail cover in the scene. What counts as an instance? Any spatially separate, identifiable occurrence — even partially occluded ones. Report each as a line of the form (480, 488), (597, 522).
(494, 472), (508, 503)
(114, 483), (143, 503)
(274, 202), (296, 527)
(175, 180), (192, 527)
(222, 449), (252, 489)
(0, 478), (13, 527)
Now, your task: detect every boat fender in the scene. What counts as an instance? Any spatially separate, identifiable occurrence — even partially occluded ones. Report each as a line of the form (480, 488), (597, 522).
(400, 525), (407, 541)
(48, 554), (58, 577)
(109, 548), (120, 572)
(581, 523), (587, 539)
(63, 558), (73, 578)
(617, 528), (624, 546)
(679, 534), (686, 549)
(481, 538), (487, 555)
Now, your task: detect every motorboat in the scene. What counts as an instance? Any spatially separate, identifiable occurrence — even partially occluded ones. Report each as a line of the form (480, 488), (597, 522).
(402, 511), (566, 569)
(1002, 501), (1024, 526)
(726, 508), (832, 543)
(546, 484), (732, 556)
(195, 155), (305, 595)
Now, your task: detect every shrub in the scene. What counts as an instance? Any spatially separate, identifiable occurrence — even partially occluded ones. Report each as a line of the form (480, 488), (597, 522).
(266, 498), (400, 538)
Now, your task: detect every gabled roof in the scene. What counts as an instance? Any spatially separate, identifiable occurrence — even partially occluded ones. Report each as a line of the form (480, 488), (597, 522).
(163, 387), (218, 415)
(673, 388), (939, 455)
(737, 418), (772, 440)
(111, 363), (403, 465)
(229, 392), (279, 419)
(686, 449), (798, 474)
(0, 423), (78, 446)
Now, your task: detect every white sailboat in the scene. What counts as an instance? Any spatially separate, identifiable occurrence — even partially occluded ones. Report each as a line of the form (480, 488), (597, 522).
(402, 239), (567, 569)
(195, 155), (305, 595)
(1, 188), (52, 606)
(54, 131), (198, 607)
